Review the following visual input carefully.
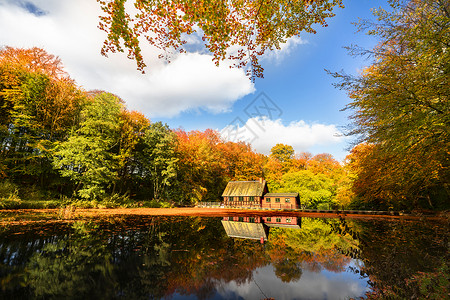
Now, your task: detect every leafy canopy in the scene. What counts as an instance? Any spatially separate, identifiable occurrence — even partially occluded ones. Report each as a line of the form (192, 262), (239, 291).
(331, 0), (450, 207)
(97, 0), (343, 79)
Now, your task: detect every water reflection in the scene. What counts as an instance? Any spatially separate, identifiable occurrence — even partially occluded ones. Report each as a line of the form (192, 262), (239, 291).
(0, 214), (447, 299)
(221, 216), (301, 242)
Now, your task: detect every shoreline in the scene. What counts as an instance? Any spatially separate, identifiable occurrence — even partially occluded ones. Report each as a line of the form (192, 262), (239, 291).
(0, 207), (447, 221)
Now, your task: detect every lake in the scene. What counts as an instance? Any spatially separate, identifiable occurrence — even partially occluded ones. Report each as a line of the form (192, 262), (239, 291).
(0, 212), (448, 299)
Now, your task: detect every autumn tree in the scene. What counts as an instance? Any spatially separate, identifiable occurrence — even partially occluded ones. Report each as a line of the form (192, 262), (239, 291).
(290, 151), (312, 172)
(331, 0), (450, 208)
(270, 143), (294, 163)
(263, 157), (284, 191)
(264, 143), (295, 188)
(97, 0), (343, 79)
(174, 129), (265, 204)
(174, 129), (226, 203)
(115, 109), (150, 193)
(135, 122), (178, 201)
(307, 153), (341, 176)
(0, 47), (85, 188)
(53, 92), (123, 200)
(218, 141), (265, 181)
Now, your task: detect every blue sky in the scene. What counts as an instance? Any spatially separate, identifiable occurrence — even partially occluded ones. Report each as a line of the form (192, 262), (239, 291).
(0, 0), (390, 161)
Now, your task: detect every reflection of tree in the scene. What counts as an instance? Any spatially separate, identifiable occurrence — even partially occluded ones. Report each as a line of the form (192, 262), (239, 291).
(162, 220), (269, 299)
(25, 221), (115, 299)
(273, 259), (302, 283)
(356, 219), (449, 298)
(100, 216), (269, 299)
(1, 215), (446, 299)
(0, 223), (72, 298)
(266, 218), (358, 278)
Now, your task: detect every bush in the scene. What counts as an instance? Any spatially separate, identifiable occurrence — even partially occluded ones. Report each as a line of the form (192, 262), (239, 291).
(19, 185), (55, 201)
(0, 180), (22, 208)
(59, 193), (138, 209)
(141, 199), (173, 208)
(317, 203), (331, 210)
(0, 180), (20, 199)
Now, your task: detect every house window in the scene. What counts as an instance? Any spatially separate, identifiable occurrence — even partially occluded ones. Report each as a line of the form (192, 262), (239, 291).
(238, 217), (244, 222)
(229, 197), (233, 202)
(266, 198), (271, 203)
(229, 217), (233, 221)
(286, 218), (291, 223)
(249, 217), (255, 223)
(266, 217), (271, 222)
(276, 217), (281, 222)
(239, 196), (244, 201)
(275, 198), (280, 203)
(249, 196), (254, 202)
(285, 198), (291, 203)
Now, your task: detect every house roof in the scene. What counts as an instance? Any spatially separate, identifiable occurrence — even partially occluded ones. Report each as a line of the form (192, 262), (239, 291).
(221, 220), (268, 241)
(222, 180), (267, 197)
(264, 193), (299, 197)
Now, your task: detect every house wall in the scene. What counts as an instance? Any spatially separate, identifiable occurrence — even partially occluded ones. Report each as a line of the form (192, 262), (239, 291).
(261, 196), (300, 209)
(222, 196), (262, 208)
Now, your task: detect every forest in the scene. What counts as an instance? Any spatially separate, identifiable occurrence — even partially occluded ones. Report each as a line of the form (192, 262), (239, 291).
(0, 46), (347, 209)
(0, 0), (448, 211)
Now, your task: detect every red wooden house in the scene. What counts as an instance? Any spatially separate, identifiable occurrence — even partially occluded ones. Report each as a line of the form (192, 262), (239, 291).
(221, 178), (268, 208)
(222, 179), (300, 210)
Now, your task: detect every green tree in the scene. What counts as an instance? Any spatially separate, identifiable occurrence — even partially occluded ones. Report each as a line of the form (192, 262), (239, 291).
(331, 0), (450, 208)
(115, 109), (150, 194)
(136, 122), (178, 200)
(53, 92), (122, 200)
(278, 170), (335, 209)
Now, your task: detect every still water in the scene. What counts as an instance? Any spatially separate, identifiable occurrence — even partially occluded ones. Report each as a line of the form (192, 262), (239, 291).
(0, 213), (448, 299)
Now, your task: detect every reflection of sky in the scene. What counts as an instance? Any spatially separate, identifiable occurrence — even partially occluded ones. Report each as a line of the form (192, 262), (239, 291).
(169, 260), (370, 300)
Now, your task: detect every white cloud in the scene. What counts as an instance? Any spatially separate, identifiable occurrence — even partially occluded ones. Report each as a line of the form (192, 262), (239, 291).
(0, 0), (254, 117)
(262, 36), (308, 63)
(216, 265), (369, 300)
(220, 117), (345, 156)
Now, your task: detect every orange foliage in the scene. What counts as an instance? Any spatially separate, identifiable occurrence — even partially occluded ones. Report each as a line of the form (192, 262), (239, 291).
(290, 152), (312, 172)
(174, 129), (264, 202)
(307, 153), (341, 176)
(0, 46), (67, 79)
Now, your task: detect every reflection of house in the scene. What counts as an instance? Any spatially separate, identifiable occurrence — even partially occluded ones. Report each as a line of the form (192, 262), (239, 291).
(221, 216), (301, 242)
(221, 179), (300, 209)
(261, 216), (301, 229)
(221, 218), (269, 241)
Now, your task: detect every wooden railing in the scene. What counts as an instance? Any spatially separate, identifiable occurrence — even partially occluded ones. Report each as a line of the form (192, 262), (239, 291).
(195, 202), (406, 215)
(197, 202), (223, 208)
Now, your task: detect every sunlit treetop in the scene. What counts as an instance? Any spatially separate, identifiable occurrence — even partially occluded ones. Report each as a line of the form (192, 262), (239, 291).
(97, 0), (343, 80)
(0, 46), (67, 79)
